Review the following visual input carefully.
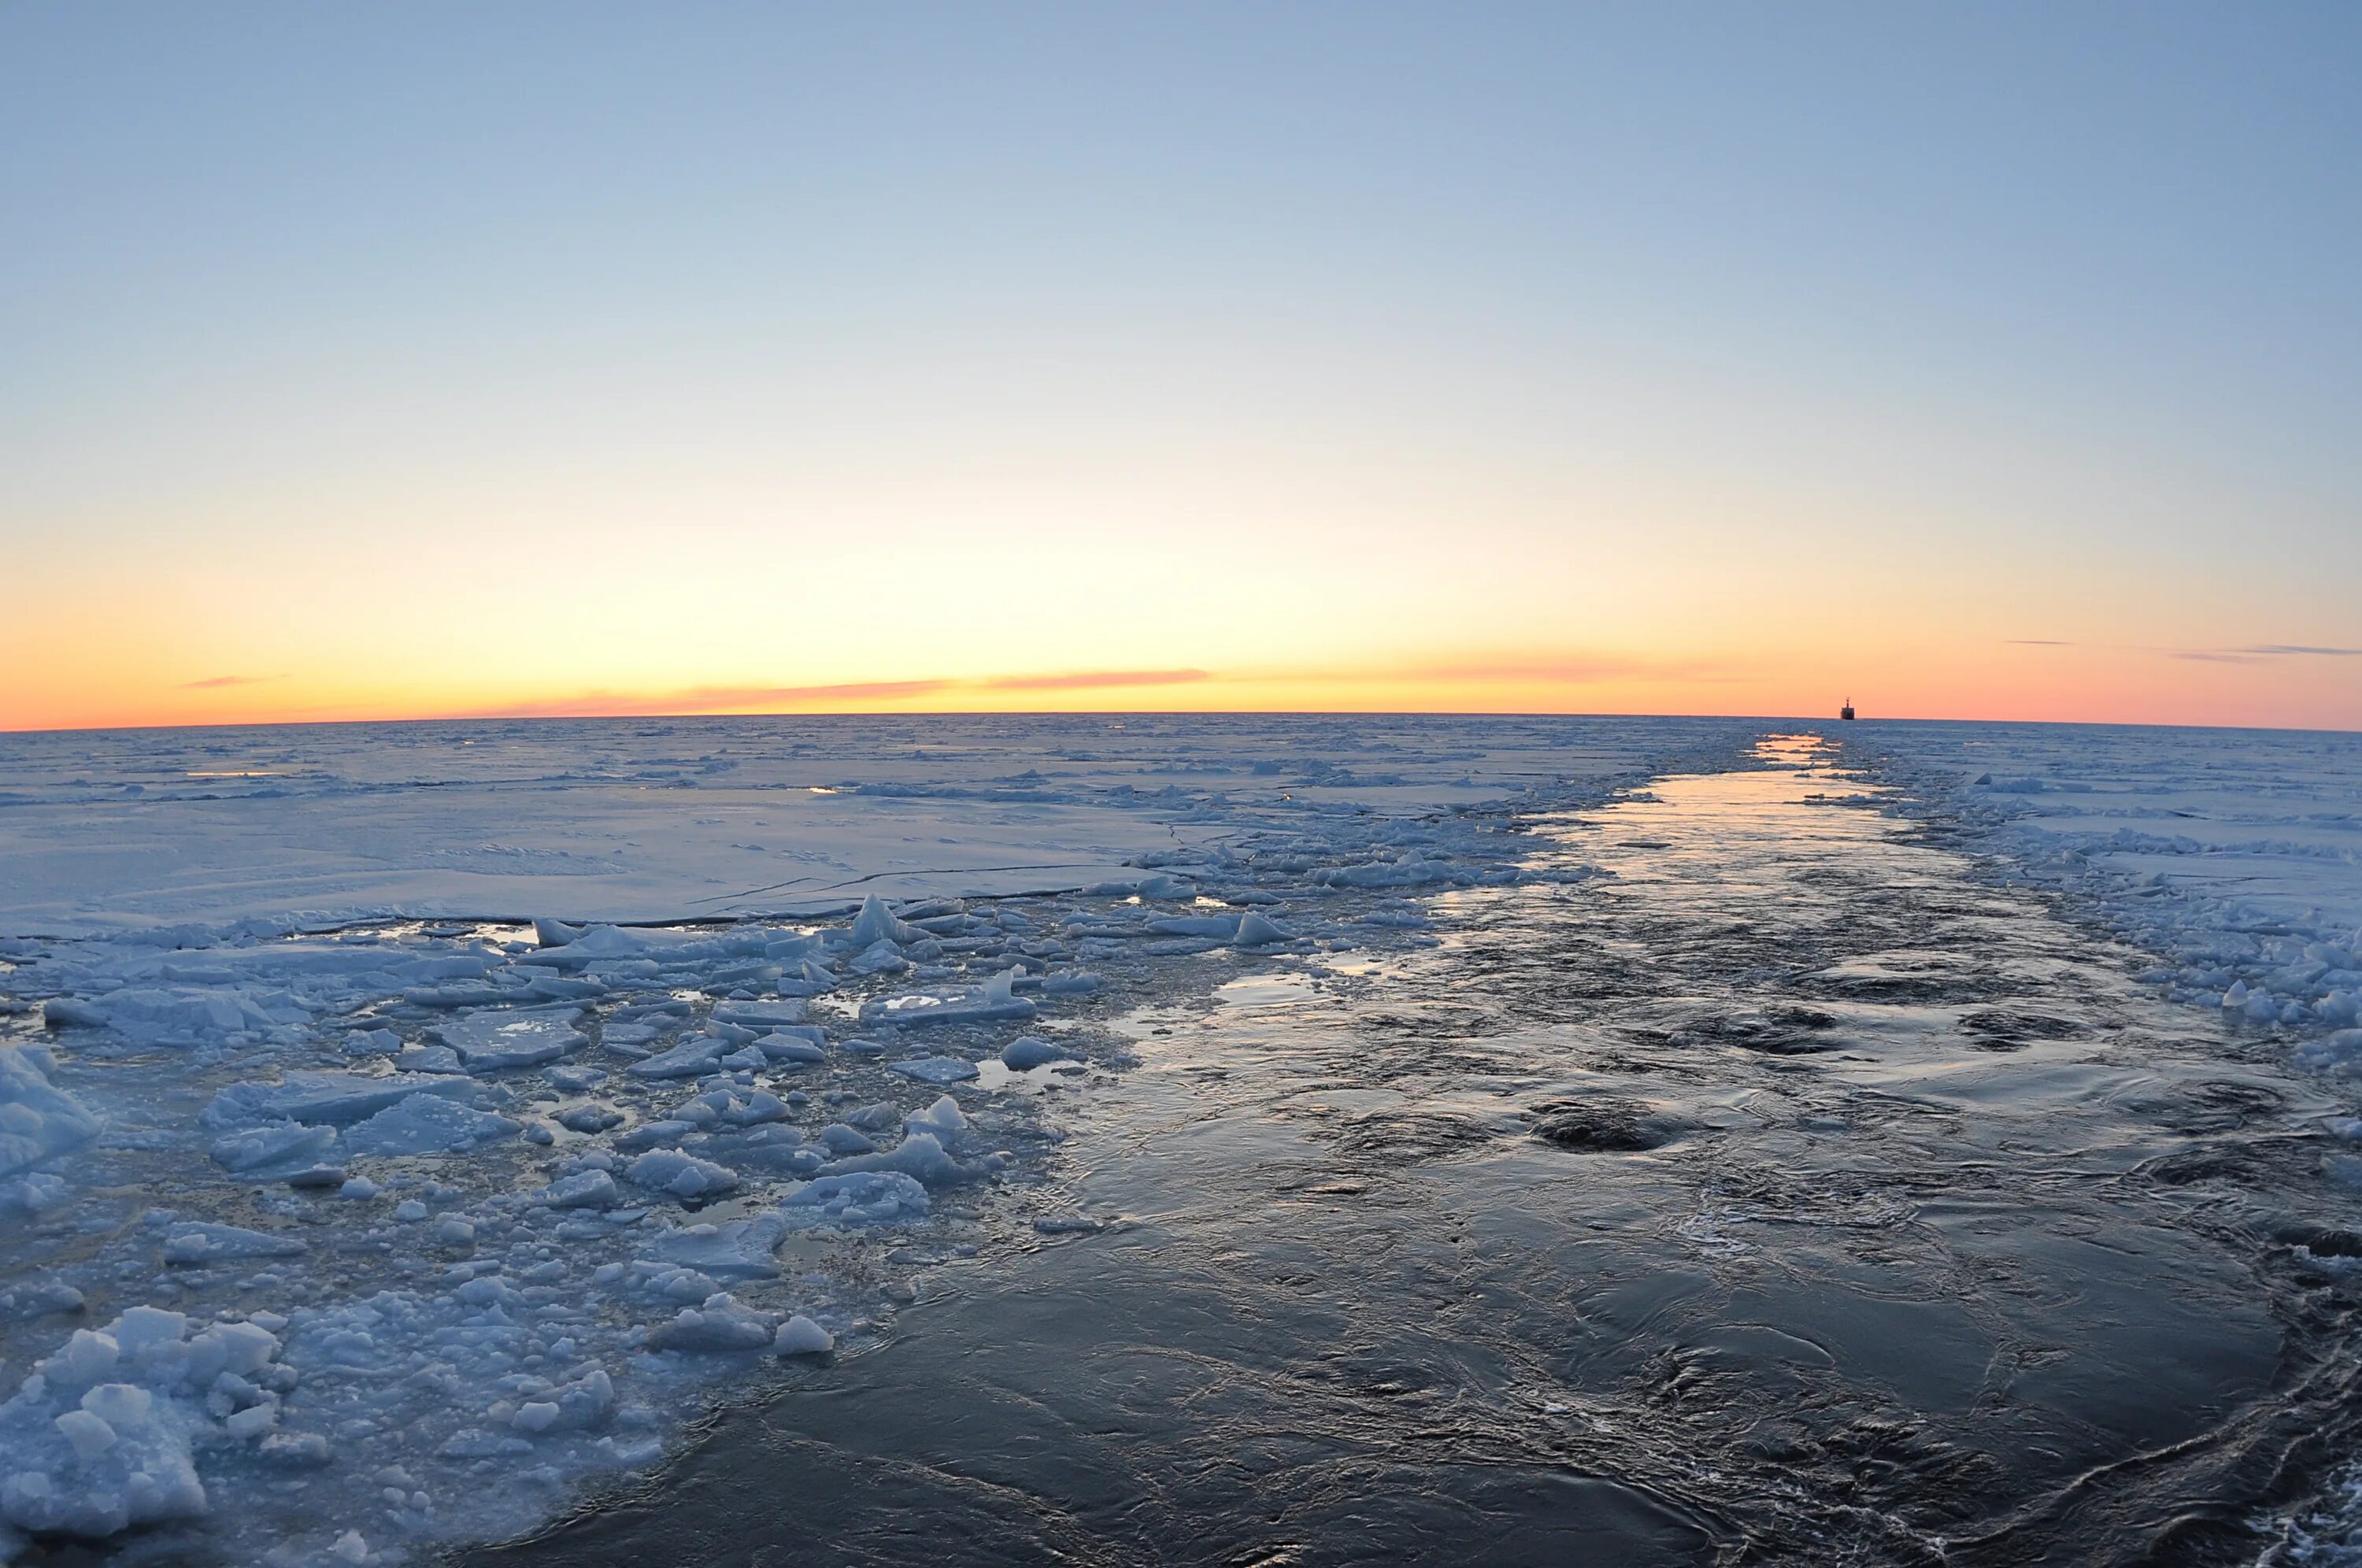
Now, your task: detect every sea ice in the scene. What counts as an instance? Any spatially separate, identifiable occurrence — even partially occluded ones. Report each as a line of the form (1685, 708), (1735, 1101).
(339, 1095), (523, 1159)
(428, 1007), (588, 1071)
(0, 1045), (101, 1178)
(887, 1056), (980, 1084)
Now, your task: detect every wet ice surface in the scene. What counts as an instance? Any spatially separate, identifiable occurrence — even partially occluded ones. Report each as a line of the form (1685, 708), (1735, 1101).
(470, 737), (2362, 1566)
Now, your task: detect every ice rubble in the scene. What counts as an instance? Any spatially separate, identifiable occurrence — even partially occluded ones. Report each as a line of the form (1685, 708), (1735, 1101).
(0, 1307), (283, 1538)
(1856, 723), (2362, 1064)
(0, 1045), (100, 1183)
(0, 715), (1712, 1561)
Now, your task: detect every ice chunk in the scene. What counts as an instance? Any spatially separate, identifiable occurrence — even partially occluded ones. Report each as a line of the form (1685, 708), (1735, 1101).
(1234, 911), (1294, 946)
(1000, 1037), (1064, 1070)
(781, 1171), (931, 1228)
(533, 918), (586, 948)
(626, 1150), (739, 1201)
(888, 1056), (979, 1084)
(546, 1063), (606, 1092)
(647, 1293), (774, 1353)
(825, 1131), (970, 1187)
(511, 1366), (614, 1434)
(202, 1071), (490, 1130)
(0, 1308), (287, 1539)
(208, 1122), (337, 1173)
(757, 1030), (826, 1064)
(861, 967), (1035, 1028)
(1310, 855), (1462, 889)
(816, 1124), (875, 1156)
(54, 1407), (118, 1462)
(1147, 914), (1239, 939)
(905, 1095), (968, 1142)
(428, 1007), (587, 1071)
(627, 1035), (731, 1079)
(46, 986), (292, 1047)
(340, 1095), (522, 1158)
(846, 939), (908, 977)
(0, 1045), (102, 1178)
(534, 1169), (620, 1208)
(0, 1277), (87, 1322)
(709, 1000), (807, 1028)
(772, 1315), (833, 1356)
(162, 1224), (305, 1264)
(848, 895), (916, 949)
(640, 1214), (788, 1279)
(556, 1104), (624, 1133)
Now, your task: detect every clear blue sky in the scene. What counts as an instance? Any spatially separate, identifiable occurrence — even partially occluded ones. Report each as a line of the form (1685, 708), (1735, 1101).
(3, 4), (2357, 729)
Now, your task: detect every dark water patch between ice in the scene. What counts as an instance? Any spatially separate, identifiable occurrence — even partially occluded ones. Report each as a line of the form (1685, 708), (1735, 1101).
(466, 737), (2362, 1567)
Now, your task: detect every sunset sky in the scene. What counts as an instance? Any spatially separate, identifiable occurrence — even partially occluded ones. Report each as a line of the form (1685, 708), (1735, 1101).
(4, 4), (2357, 733)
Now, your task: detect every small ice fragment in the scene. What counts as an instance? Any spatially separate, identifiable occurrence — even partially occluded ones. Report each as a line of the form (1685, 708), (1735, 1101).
(533, 1169), (620, 1209)
(772, 1315), (833, 1355)
(904, 1096), (967, 1142)
(647, 1293), (775, 1352)
(1235, 912), (1293, 946)
(888, 1056), (979, 1084)
(54, 1407), (117, 1460)
(1001, 1037), (1063, 1070)
(223, 1402), (278, 1438)
(626, 1150), (739, 1201)
(162, 1223), (305, 1263)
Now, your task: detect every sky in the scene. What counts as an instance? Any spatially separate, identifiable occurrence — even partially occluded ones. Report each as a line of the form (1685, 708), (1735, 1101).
(3, 3), (2357, 733)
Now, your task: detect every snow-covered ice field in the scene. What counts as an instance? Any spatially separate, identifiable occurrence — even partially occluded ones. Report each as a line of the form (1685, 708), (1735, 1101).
(0, 713), (2356, 1564)
(1849, 721), (2362, 1047)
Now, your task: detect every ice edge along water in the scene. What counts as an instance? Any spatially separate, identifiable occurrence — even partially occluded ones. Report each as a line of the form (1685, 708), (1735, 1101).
(0, 715), (1749, 1564)
(1848, 722), (2362, 1063)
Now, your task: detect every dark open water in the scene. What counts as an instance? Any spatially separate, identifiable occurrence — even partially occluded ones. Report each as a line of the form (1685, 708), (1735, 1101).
(466, 736), (2362, 1566)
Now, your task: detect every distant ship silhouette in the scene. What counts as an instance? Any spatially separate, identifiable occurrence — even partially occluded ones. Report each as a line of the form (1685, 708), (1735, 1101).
(1840, 698), (1856, 721)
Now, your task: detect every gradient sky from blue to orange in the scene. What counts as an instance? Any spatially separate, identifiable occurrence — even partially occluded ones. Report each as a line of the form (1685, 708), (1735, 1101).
(2, 4), (2357, 733)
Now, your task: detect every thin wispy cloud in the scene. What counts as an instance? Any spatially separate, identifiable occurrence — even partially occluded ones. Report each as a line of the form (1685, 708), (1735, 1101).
(2006, 640), (2073, 647)
(461, 655), (1712, 722)
(2168, 644), (2361, 664)
(180, 674), (279, 689)
(1358, 653), (1735, 685)
(483, 680), (957, 719)
(983, 669), (1209, 693)
(474, 670), (1212, 719)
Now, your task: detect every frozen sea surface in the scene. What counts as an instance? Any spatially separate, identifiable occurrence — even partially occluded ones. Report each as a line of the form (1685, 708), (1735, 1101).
(0, 715), (2356, 1564)
(0, 715), (1734, 937)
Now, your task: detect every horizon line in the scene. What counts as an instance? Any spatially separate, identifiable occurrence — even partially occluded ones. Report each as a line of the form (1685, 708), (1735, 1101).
(4, 706), (2357, 741)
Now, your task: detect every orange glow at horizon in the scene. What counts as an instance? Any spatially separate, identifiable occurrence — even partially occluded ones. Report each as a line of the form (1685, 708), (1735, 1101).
(7, 642), (2357, 735)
